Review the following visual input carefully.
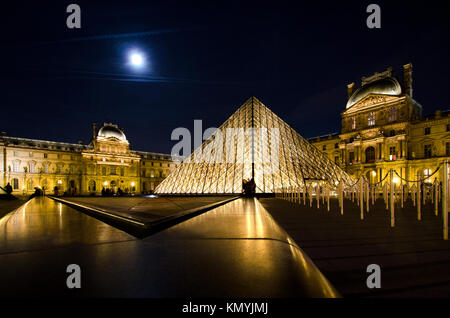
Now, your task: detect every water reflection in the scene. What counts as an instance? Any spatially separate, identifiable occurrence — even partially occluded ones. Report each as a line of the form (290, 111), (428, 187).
(0, 197), (134, 253)
(159, 198), (286, 240)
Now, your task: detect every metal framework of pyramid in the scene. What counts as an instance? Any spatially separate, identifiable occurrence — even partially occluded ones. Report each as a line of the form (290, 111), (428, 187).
(156, 97), (353, 194)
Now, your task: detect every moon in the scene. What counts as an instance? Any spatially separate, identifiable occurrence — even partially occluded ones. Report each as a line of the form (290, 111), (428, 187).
(129, 52), (144, 67)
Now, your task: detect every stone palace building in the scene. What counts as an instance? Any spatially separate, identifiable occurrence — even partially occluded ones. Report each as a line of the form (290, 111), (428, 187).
(0, 123), (177, 195)
(310, 63), (450, 185)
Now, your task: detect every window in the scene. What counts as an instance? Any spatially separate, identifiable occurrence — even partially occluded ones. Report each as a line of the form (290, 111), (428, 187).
(120, 168), (124, 176)
(142, 169), (146, 177)
(335, 143), (339, 149)
(110, 166), (117, 175)
(44, 164), (49, 173)
(29, 152), (33, 157)
(334, 156), (340, 164)
(425, 127), (431, 135)
(424, 169), (432, 182)
(447, 142), (450, 156)
(13, 161), (20, 172)
(102, 167), (106, 175)
(365, 147), (375, 163)
(12, 178), (19, 190)
(13, 151), (19, 156)
(368, 112), (376, 126)
(322, 145), (327, 151)
(159, 171), (163, 177)
(447, 124), (450, 132)
(27, 179), (33, 190)
(424, 144), (432, 158)
(349, 152), (355, 164)
(388, 107), (398, 122)
(389, 130), (395, 137)
(44, 153), (48, 158)
(70, 166), (74, 174)
(351, 117), (356, 130)
(389, 147), (396, 161)
(88, 180), (96, 192)
(29, 162), (34, 173)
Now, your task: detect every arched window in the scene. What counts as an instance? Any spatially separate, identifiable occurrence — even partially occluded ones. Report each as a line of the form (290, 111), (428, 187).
(12, 178), (19, 190)
(88, 180), (96, 192)
(365, 147), (375, 163)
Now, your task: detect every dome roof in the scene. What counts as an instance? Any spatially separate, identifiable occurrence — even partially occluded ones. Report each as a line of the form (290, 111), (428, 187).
(97, 124), (126, 141)
(346, 77), (402, 109)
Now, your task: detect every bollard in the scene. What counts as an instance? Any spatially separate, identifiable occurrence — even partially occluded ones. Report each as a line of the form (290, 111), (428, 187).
(435, 180), (439, 216)
(418, 181), (421, 221)
(309, 188), (313, 207)
(401, 182), (404, 208)
(384, 182), (388, 210)
(327, 186), (330, 212)
(390, 169), (395, 227)
(360, 179), (364, 220)
(443, 160), (449, 240)
(316, 186), (320, 209)
(366, 181), (369, 213)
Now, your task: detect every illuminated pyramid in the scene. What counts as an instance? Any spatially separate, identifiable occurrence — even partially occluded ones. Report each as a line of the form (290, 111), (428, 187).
(156, 97), (353, 194)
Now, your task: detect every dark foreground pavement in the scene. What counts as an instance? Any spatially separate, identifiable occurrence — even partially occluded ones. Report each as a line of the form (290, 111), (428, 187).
(260, 197), (450, 297)
(0, 196), (338, 298)
(0, 196), (28, 219)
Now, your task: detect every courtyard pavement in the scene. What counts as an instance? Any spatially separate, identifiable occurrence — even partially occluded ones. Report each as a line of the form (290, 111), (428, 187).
(260, 197), (450, 297)
(0, 196), (338, 298)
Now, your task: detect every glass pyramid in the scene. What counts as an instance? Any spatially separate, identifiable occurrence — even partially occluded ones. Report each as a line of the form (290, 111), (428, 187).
(156, 97), (353, 194)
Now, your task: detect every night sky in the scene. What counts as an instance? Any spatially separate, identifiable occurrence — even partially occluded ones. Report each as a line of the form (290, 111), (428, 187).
(1, 1), (450, 154)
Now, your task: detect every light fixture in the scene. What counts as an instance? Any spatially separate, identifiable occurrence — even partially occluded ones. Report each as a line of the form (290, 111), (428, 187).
(131, 182), (135, 187)
(372, 171), (377, 177)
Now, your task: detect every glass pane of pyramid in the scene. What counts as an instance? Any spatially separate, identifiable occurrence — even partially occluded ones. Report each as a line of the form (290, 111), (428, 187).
(156, 97), (354, 194)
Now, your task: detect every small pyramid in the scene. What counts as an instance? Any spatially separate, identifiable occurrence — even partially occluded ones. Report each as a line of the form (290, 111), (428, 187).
(156, 97), (353, 194)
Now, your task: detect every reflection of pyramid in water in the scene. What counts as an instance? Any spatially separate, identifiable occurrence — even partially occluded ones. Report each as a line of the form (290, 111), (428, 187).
(156, 97), (353, 194)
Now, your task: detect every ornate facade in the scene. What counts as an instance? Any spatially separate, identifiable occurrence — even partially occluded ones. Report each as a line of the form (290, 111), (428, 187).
(310, 63), (450, 184)
(0, 123), (177, 195)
